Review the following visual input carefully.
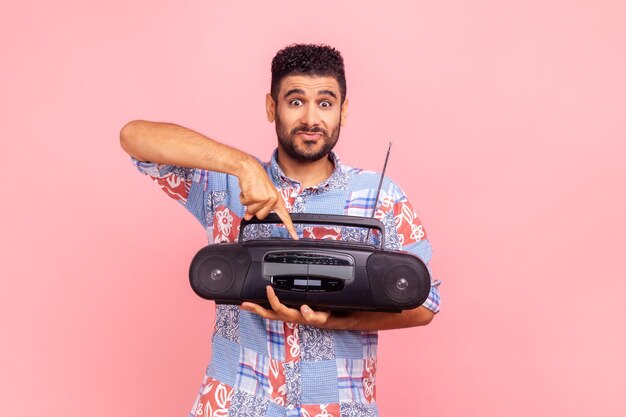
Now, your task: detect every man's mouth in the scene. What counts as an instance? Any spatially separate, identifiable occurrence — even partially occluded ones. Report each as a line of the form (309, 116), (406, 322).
(296, 131), (323, 140)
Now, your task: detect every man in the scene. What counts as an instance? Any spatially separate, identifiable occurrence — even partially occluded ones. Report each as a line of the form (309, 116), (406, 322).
(120, 44), (441, 417)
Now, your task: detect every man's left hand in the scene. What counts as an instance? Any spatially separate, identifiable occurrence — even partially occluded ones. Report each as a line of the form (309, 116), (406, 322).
(241, 286), (331, 327)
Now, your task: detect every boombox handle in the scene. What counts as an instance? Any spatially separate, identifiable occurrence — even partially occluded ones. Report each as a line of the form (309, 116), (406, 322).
(239, 213), (386, 247)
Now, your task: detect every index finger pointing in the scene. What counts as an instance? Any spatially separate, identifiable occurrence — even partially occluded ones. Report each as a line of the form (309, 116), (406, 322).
(274, 203), (298, 240)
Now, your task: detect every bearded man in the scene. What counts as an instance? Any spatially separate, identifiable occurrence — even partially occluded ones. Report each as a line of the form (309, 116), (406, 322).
(120, 43), (441, 417)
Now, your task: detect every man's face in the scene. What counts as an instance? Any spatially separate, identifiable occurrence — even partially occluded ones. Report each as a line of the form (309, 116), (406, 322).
(266, 75), (348, 163)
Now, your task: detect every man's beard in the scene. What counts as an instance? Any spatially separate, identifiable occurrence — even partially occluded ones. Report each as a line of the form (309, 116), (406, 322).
(275, 113), (340, 163)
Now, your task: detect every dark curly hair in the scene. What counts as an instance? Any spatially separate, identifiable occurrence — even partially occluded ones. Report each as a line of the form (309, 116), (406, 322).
(271, 44), (347, 104)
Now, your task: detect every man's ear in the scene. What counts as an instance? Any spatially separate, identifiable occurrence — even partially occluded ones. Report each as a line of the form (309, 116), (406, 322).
(340, 99), (349, 126)
(266, 94), (276, 122)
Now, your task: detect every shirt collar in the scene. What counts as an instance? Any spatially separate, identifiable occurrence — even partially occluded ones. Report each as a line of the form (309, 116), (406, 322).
(269, 148), (348, 191)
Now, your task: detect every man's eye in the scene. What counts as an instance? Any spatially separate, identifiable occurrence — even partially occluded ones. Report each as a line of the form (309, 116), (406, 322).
(320, 101), (332, 108)
(290, 99), (303, 106)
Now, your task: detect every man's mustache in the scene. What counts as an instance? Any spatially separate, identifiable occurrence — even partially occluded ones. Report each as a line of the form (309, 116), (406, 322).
(290, 125), (327, 136)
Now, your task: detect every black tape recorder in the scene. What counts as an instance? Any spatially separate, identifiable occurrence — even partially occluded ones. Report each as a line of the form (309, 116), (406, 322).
(189, 213), (431, 312)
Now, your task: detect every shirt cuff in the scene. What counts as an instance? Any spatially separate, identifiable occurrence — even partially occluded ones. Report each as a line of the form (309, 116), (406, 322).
(131, 157), (176, 178)
(421, 279), (442, 314)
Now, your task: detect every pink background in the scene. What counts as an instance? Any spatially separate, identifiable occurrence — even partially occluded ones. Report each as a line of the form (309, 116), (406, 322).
(2, 1), (625, 416)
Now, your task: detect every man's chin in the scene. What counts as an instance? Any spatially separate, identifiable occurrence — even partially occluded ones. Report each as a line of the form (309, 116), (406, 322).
(278, 133), (338, 163)
(281, 141), (325, 162)
(291, 151), (328, 163)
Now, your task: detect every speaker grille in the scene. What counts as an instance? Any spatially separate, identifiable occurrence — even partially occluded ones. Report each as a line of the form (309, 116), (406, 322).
(195, 256), (235, 295)
(189, 244), (251, 301)
(383, 264), (420, 303)
(367, 251), (430, 309)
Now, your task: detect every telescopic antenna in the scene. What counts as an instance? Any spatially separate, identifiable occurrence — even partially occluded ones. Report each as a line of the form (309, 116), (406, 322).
(366, 141), (393, 244)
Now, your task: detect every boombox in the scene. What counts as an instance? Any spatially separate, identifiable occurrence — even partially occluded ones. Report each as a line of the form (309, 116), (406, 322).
(189, 213), (431, 312)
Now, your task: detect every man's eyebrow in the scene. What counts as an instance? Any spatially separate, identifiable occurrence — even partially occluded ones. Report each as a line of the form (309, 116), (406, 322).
(318, 90), (338, 99)
(283, 89), (338, 99)
(284, 89), (305, 98)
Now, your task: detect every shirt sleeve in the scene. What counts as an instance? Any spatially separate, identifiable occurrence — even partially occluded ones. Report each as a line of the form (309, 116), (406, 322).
(378, 181), (442, 314)
(131, 157), (210, 228)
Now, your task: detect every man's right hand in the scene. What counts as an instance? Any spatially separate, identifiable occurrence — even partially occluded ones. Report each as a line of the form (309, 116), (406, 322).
(237, 158), (298, 240)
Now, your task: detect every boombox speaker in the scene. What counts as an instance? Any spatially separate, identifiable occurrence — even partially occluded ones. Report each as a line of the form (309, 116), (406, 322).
(189, 213), (431, 312)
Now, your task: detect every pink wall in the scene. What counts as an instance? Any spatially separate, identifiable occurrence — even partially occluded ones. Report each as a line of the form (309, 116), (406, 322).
(2, 1), (625, 416)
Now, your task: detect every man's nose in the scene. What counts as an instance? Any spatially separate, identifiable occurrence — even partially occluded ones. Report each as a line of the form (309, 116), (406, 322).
(301, 103), (321, 127)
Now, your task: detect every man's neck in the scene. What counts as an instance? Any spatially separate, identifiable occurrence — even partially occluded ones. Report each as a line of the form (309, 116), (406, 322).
(276, 149), (335, 188)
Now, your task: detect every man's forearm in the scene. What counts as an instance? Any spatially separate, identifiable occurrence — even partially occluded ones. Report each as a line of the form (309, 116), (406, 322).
(321, 306), (435, 331)
(120, 120), (299, 237)
(119, 120), (252, 176)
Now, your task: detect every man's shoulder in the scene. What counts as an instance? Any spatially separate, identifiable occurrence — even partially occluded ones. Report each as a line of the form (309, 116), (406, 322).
(339, 160), (379, 180)
(341, 163), (405, 194)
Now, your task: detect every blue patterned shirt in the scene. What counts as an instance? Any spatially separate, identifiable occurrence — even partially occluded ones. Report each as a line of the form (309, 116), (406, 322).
(132, 149), (441, 417)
